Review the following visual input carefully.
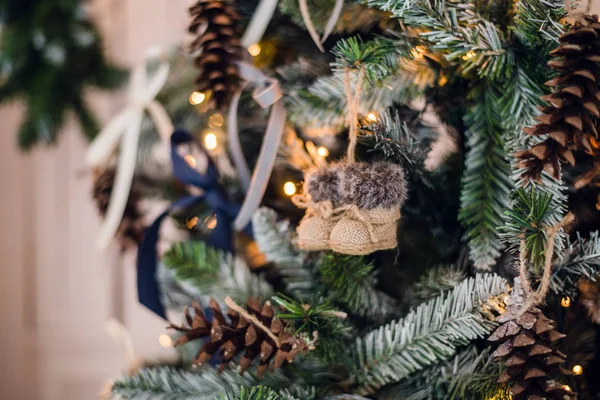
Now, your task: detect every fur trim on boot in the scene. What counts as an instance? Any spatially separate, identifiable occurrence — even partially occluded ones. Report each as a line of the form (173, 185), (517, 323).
(304, 164), (344, 205)
(340, 162), (408, 210)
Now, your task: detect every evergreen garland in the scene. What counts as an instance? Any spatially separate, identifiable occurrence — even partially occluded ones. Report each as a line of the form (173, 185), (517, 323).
(0, 0), (125, 149)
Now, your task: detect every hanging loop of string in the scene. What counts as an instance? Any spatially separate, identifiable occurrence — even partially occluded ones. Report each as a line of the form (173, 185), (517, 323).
(517, 213), (575, 316)
(343, 66), (366, 163)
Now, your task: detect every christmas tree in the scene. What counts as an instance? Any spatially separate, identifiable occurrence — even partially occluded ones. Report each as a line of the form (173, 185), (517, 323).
(87, 0), (600, 398)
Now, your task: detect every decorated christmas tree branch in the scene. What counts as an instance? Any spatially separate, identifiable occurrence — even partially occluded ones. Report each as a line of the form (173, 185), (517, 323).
(112, 366), (298, 400)
(319, 253), (399, 322)
(349, 273), (508, 395)
(551, 230), (600, 297)
(403, 264), (467, 309)
(459, 83), (512, 270)
(379, 346), (510, 400)
(163, 241), (273, 303)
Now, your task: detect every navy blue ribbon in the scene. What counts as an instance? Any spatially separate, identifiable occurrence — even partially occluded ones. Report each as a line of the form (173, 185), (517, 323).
(137, 130), (253, 319)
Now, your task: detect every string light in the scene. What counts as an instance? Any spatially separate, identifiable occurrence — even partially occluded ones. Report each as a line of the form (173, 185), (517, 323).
(410, 45), (425, 59)
(208, 113), (224, 128)
(283, 181), (297, 196)
(184, 154), (196, 168)
(462, 50), (476, 61)
(205, 215), (217, 230)
(158, 334), (172, 348)
(189, 91), (205, 105)
(562, 385), (572, 392)
(186, 216), (199, 229)
(561, 296), (571, 308)
(367, 112), (378, 122)
(248, 44), (261, 57)
(572, 365), (583, 375)
(204, 132), (218, 150)
(317, 146), (329, 157)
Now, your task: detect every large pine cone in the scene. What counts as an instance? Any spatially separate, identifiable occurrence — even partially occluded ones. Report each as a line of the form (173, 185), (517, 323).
(169, 298), (309, 377)
(188, 0), (243, 110)
(516, 15), (600, 182)
(92, 167), (146, 250)
(488, 279), (574, 399)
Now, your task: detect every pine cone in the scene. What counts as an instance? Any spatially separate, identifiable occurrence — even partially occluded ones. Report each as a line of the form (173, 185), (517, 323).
(516, 15), (600, 182)
(188, 0), (243, 110)
(169, 298), (309, 377)
(92, 168), (146, 250)
(579, 279), (600, 324)
(488, 279), (574, 399)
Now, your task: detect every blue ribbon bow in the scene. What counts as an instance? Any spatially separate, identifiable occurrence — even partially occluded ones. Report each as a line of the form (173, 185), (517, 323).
(137, 130), (253, 319)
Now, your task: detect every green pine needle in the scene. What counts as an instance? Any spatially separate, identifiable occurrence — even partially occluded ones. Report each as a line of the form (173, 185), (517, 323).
(320, 253), (399, 322)
(350, 273), (507, 395)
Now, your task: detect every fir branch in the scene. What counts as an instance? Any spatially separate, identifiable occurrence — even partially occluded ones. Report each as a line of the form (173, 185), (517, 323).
(252, 208), (316, 299)
(513, 0), (566, 46)
(331, 37), (399, 84)
(501, 187), (554, 271)
(163, 241), (273, 303)
(404, 265), (467, 308)
(358, 110), (424, 167)
(350, 273), (508, 395)
(222, 386), (300, 400)
(379, 347), (510, 400)
(320, 253), (399, 323)
(551, 231), (600, 297)
(252, 208), (306, 267)
(163, 241), (222, 287)
(112, 366), (295, 400)
(459, 83), (512, 270)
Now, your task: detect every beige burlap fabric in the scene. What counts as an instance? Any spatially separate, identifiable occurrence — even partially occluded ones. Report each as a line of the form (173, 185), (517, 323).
(329, 207), (400, 255)
(293, 194), (400, 254)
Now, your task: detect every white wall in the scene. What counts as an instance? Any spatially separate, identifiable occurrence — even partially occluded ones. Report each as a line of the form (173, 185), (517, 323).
(0, 1), (189, 399)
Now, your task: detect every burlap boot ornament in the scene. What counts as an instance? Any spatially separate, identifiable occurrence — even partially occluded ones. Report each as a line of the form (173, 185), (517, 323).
(293, 166), (343, 251)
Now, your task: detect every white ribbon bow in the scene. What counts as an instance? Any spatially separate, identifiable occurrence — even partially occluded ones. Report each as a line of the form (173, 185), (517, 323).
(228, 62), (287, 232)
(87, 59), (173, 249)
(298, 0), (344, 52)
(240, 0), (343, 53)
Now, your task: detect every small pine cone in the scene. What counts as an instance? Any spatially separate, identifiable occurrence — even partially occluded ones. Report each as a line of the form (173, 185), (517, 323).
(488, 278), (574, 400)
(169, 298), (309, 376)
(188, 0), (243, 110)
(579, 279), (600, 324)
(517, 15), (600, 182)
(92, 167), (146, 250)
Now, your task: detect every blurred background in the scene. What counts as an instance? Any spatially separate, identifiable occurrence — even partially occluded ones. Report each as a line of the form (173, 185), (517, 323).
(0, 1), (188, 398)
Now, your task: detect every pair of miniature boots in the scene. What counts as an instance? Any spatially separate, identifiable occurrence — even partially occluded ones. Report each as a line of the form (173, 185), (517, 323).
(293, 161), (407, 255)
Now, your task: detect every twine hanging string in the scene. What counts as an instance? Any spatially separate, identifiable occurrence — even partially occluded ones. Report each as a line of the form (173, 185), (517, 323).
(517, 213), (575, 316)
(343, 66), (366, 163)
(224, 297), (281, 347)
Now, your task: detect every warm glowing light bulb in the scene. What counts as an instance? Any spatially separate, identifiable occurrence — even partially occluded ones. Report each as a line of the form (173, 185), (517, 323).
(186, 216), (199, 229)
(205, 215), (217, 230)
(561, 296), (571, 308)
(462, 50), (476, 60)
(189, 91), (205, 105)
(158, 334), (172, 347)
(283, 181), (297, 196)
(204, 132), (218, 150)
(208, 113), (224, 128)
(367, 112), (378, 122)
(184, 154), (196, 168)
(572, 365), (583, 375)
(317, 146), (329, 157)
(248, 44), (261, 57)
(562, 385), (572, 392)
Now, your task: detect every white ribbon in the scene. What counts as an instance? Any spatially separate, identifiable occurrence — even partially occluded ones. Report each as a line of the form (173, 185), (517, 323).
(241, 0), (279, 48)
(228, 62), (286, 232)
(298, 0), (344, 53)
(87, 59), (173, 249)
